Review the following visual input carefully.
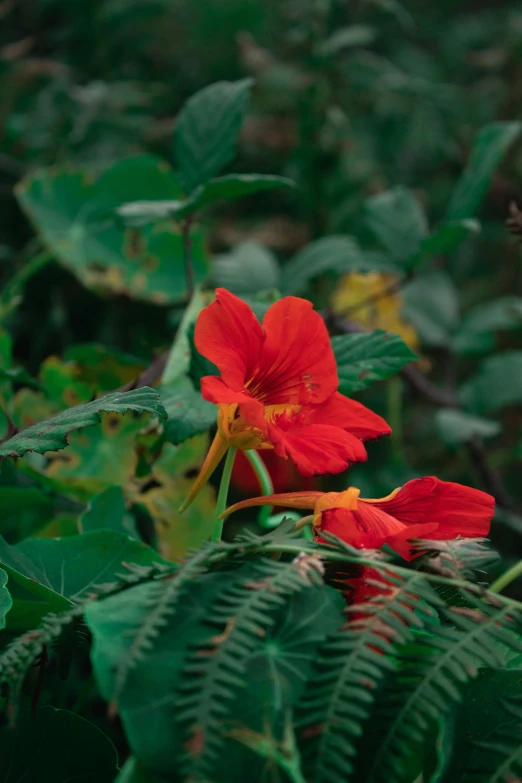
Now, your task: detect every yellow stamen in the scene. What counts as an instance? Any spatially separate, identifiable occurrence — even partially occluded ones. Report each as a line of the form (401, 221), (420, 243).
(178, 430), (229, 513)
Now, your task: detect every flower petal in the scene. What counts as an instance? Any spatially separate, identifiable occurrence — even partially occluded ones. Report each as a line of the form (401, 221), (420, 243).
(253, 297), (338, 405)
(201, 376), (253, 406)
(179, 431), (229, 513)
(370, 477), (495, 539)
(318, 503), (408, 549)
(306, 392), (391, 441)
(270, 422), (368, 477)
(195, 288), (264, 391)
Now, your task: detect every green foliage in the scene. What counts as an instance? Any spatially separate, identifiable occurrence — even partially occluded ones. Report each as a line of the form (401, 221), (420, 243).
(174, 79), (253, 193)
(0, 707), (119, 782)
(0, 387), (166, 459)
(365, 186), (428, 267)
(3, 6), (522, 782)
(280, 236), (396, 296)
(446, 123), (522, 220)
(332, 330), (417, 394)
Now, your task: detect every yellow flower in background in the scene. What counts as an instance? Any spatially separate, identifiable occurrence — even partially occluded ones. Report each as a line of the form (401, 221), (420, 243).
(331, 272), (419, 351)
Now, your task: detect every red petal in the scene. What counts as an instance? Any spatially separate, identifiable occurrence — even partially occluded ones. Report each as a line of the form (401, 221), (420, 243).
(195, 289), (264, 391)
(269, 422), (368, 477)
(200, 376), (253, 406)
(319, 504), (408, 549)
(307, 392), (391, 441)
(371, 477), (494, 539)
(253, 297), (338, 406)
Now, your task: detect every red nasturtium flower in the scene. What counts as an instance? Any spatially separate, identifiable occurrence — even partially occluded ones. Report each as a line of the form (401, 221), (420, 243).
(180, 288), (390, 511)
(220, 476), (495, 561)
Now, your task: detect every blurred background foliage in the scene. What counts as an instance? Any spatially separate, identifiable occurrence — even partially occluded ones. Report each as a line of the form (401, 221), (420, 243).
(1, 0), (522, 593)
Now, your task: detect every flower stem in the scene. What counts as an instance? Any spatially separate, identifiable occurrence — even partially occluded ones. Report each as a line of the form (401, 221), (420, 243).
(212, 447), (237, 542)
(245, 450), (274, 527)
(489, 560), (522, 594)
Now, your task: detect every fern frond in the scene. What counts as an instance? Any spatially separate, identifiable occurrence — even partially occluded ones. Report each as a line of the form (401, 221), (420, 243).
(108, 543), (215, 715)
(296, 569), (442, 783)
(177, 557), (318, 783)
(469, 693), (522, 783)
(0, 605), (84, 721)
(412, 537), (498, 582)
(367, 591), (522, 783)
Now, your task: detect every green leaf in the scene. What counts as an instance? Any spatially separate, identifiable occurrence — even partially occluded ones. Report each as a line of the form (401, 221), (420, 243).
(116, 175), (293, 223)
(403, 272), (460, 347)
(176, 174), (294, 218)
(318, 25), (376, 55)
(280, 235), (398, 296)
(0, 707), (118, 782)
(332, 329), (417, 395)
(80, 486), (135, 536)
(0, 486), (53, 542)
(365, 186), (429, 266)
(213, 241), (280, 295)
(416, 219), (480, 261)
(116, 758), (170, 783)
(162, 288), (209, 386)
(160, 381), (216, 444)
(175, 79), (253, 193)
(434, 409), (501, 447)
(440, 669), (522, 783)
(453, 297), (522, 355)
(446, 122), (522, 220)
(16, 156), (207, 304)
(0, 386), (166, 460)
(460, 351), (522, 413)
(0, 568), (11, 629)
(458, 296), (522, 335)
(0, 530), (168, 611)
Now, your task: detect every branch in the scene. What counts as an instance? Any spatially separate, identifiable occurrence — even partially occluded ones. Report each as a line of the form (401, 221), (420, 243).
(323, 310), (514, 511)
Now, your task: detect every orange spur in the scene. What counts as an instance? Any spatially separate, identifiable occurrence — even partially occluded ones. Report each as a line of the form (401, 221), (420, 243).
(180, 288), (390, 511)
(220, 476), (495, 561)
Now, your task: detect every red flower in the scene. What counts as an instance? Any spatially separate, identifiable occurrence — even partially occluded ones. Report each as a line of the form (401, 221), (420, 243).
(220, 476), (495, 561)
(180, 289), (390, 511)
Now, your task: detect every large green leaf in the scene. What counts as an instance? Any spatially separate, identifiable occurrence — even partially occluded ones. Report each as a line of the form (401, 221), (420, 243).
(16, 156), (207, 304)
(212, 241), (280, 295)
(280, 235), (397, 296)
(365, 186), (428, 266)
(415, 219), (480, 262)
(160, 381), (215, 445)
(0, 707), (118, 783)
(459, 351), (522, 413)
(434, 409), (501, 447)
(86, 567), (342, 781)
(0, 387), (166, 460)
(446, 122), (522, 220)
(80, 486), (134, 536)
(0, 529), (167, 613)
(174, 79), (253, 193)
(332, 329), (417, 395)
(440, 669), (522, 783)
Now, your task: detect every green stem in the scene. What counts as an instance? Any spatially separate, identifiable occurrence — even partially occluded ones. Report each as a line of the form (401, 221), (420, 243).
(212, 447), (237, 542)
(490, 560), (522, 594)
(245, 450), (274, 527)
